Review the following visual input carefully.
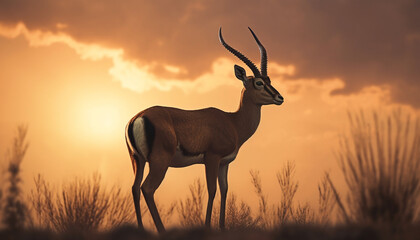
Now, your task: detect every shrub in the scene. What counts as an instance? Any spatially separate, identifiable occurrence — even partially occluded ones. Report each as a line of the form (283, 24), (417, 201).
(29, 173), (135, 232)
(211, 192), (258, 230)
(251, 161), (330, 228)
(177, 178), (205, 227)
(177, 178), (257, 229)
(1, 125), (30, 231)
(328, 109), (420, 227)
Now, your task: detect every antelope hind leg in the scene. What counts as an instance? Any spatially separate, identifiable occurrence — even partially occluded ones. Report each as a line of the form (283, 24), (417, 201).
(141, 153), (170, 233)
(131, 154), (146, 229)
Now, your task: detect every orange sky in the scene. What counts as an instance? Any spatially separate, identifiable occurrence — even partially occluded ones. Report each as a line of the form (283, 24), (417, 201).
(1, 0), (419, 227)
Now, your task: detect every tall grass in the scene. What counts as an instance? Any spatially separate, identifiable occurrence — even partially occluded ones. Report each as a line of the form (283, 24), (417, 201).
(177, 178), (205, 227)
(1, 125), (30, 231)
(276, 161), (300, 224)
(317, 173), (335, 224)
(251, 161), (335, 228)
(29, 173), (135, 232)
(210, 192), (259, 229)
(223, 193), (258, 229)
(328, 109), (420, 227)
(145, 200), (176, 228)
(177, 178), (258, 229)
(250, 170), (272, 228)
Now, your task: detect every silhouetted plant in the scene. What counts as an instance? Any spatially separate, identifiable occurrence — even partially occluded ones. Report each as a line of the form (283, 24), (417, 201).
(210, 192), (258, 230)
(177, 178), (258, 229)
(317, 173), (335, 224)
(251, 162), (321, 228)
(144, 200), (176, 229)
(276, 161), (299, 224)
(224, 193), (258, 229)
(328, 109), (420, 227)
(293, 203), (315, 224)
(1, 125), (30, 231)
(0, 166), (3, 225)
(250, 170), (274, 228)
(177, 178), (205, 227)
(29, 173), (135, 232)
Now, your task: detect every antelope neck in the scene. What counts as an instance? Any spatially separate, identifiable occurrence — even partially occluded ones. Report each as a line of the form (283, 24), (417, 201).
(230, 89), (261, 146)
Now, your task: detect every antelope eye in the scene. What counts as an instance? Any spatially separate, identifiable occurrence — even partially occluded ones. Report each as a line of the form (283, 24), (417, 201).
(254, 79), (265, 89)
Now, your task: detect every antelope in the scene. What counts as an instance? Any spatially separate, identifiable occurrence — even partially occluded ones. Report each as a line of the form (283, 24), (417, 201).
(125, 27), (284, 232)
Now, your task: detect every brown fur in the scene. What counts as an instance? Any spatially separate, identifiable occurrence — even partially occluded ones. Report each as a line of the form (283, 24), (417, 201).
(127, 27), (284, 232)
(126, 76), (283, 232)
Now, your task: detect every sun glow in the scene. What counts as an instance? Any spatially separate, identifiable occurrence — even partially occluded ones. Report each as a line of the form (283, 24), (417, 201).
(84, 105), (119, 135)
(72, 97), (126, 146)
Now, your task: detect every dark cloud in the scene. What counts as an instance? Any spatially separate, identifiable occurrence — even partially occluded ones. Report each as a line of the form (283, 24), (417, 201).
(1, 0), (419, 105)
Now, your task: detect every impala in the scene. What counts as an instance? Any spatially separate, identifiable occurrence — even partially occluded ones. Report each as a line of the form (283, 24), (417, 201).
(125, 27), (284, 232)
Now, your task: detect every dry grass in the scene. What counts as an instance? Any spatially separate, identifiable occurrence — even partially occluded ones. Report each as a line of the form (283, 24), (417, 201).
(145, 200), (176, 228)
(29, 173), (135, 232)
(250, 170), (272, 228)
(212, 192), (259, 229)
(250, 161), (325, 228)
(177, 166), (329, 231)
(177, 178), (205, 227)
(177, 178), (258, 230)
(276, 161), (299, 224)
(328, 109), (420, 227)
(317, 173), (335, 224)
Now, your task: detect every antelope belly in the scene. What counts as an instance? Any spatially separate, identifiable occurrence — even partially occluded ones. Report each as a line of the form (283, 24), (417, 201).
(220, 151), (237, 165)
(169, 149), (237, 167)
(170, 149), (204, 167)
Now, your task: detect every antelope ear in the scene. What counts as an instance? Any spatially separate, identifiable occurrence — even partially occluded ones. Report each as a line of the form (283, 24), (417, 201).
(234, 65), (247, 82)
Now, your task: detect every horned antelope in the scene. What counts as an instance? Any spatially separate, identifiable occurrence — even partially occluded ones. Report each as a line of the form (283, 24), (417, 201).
(125, 27), (284, 232)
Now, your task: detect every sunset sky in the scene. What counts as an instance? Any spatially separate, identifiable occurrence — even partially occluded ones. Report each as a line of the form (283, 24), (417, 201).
(0, 0), (419, 223)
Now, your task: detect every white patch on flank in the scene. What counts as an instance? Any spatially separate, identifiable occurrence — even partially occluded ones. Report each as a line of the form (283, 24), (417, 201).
(133, 117), (149, 159)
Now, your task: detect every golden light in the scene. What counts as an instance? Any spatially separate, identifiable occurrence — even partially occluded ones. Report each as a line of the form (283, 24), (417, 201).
(84, 104), (119, 135)
(71, 95), (126, 146)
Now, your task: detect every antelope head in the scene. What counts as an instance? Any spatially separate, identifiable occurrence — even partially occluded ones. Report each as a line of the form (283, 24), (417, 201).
(219, 27), (284, 106)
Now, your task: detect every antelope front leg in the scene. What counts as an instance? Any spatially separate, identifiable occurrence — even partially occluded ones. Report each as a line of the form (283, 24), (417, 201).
(204, 153), (221, 227)
(218, 164), (229, 230)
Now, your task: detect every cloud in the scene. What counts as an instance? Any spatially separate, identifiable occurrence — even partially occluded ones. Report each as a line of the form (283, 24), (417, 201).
(0, 0), (419, 105)
(0, 22), (296, 94)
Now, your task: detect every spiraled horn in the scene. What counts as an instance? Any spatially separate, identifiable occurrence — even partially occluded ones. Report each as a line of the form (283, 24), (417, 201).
(219, 28), (261, 77)
(248, 27), (267, 76)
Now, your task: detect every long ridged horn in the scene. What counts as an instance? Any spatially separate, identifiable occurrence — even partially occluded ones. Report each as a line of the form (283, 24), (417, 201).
(219, 28), (261, 77)
(248, 27), (267, 76)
